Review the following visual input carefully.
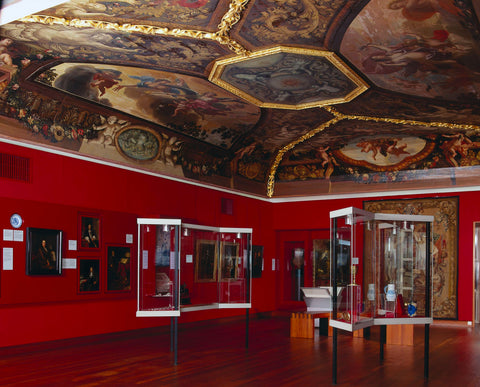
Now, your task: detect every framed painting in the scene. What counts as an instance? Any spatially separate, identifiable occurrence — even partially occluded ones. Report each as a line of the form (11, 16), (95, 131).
(195, 240), (217, 282)
(313, 239), (330, 287)
(79, 258), (100, 293)
(221, 242), (239, 280)
(364, 196), (459, 319)
(79, 214), (100, 249)
(252, 245), (263, 278)
(106, 245), (131, 292)
(26, 227), (62, 275)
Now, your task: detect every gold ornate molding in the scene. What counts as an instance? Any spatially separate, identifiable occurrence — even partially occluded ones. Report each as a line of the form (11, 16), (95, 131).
(217, 0), (251, 55)
(266, 106), (480, 197)
(323, 106), (480, 131)
(267, 116), (342, 197)
(19, 0), (251, 55)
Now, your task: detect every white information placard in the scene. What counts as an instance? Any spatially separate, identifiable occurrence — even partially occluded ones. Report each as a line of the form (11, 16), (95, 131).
(142, 250), (148, 269)
(3, 229), (13, 241)
(13, 230), (23, 242)
(68, 240), (77, 251)
(3, 247), (13, 270)
(62, 258), (77, 269)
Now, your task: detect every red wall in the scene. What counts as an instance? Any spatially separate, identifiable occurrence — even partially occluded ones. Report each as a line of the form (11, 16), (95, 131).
(0, 141), (276, 347)
(0, 141), (477, 348)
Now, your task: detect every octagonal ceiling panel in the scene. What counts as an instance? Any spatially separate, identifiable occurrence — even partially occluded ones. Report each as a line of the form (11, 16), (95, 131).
(209, 46), (368, 109)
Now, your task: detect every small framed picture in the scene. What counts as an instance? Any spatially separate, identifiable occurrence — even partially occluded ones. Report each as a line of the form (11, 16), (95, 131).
(252, 245), (264, 278)
(26, 227), (62, 275)
(106, 245), (131, 292)
(79, 259), (100, 293)
(79, 214), (100, 249)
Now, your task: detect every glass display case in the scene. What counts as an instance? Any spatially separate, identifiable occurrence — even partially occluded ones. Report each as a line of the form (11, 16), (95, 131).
(136, 218), (181, 317)
(330, 207), (375, 331)
(136, 219), (252, 316)
(372, 212), (433, 324)
(329, 207), (434, 331)
(180, 224), (252, 311)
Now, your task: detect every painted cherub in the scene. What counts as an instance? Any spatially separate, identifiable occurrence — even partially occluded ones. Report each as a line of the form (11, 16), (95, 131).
(0, 38), (15, 67)
(90, 115), (129, 146)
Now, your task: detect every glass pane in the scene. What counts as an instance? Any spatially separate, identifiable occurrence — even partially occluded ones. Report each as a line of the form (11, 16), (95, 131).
(218, 232), (251, 304)
(138, 223), (179, 314)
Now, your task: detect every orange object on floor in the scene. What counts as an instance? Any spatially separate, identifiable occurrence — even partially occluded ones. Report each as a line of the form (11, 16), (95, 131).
(290, 312), (332, 338)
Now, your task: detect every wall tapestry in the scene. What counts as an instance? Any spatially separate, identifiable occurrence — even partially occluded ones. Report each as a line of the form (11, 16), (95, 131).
(364, 196), (458, 319)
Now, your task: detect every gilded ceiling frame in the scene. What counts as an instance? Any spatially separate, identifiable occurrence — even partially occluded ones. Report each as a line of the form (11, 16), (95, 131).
(208, 46), (368, 109)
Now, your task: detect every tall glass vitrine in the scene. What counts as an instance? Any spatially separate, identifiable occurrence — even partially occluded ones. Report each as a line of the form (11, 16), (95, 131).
(329, 207), (434, 330)
(330, 207), (434, 383)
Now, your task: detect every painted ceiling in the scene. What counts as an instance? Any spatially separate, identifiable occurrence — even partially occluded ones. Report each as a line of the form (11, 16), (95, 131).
(0, 0), (479, 198)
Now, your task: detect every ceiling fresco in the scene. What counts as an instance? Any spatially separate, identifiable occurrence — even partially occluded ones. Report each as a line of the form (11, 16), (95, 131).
(0, 0), (479, 198)
(341, 0), (480, 101)
(40, 62), (260, 148)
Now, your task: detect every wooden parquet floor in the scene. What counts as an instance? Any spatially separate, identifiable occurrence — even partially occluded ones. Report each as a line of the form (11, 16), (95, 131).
(0, 315), (478, 386)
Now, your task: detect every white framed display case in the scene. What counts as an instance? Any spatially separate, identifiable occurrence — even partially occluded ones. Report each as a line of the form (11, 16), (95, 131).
(136, 219), (252, 317)
(180, 223), (252, 311)
(329, 207), (434, 332)
(136, 218), (182, 317)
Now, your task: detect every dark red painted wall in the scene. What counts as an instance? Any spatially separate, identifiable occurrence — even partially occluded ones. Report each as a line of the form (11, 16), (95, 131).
(0, 141), (276, 347)
(0, 141), (476, 347)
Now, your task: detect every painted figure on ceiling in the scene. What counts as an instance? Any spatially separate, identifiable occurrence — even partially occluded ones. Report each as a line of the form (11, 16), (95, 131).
(388, 0), (462, 21)
(0, 38), (15, 67)
(90, 70), (124, 97)
(54, 65), (123, 103)
(53, 0), (111, 19)
(90, 115), (129, 146)
(357, 138), (410, 160)
(440, 133), (480, 167)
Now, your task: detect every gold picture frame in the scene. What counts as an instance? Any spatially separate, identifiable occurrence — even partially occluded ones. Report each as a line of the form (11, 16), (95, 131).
(313, 239), (330, 287)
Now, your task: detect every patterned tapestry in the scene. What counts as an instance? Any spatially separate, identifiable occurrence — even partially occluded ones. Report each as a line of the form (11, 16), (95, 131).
(364, 196), (458, 319)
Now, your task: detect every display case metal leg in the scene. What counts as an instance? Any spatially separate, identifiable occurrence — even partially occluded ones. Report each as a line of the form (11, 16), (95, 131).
(173, 316), (178, 366)
(246, 308), (249, 349)
(170, 316), (174, 352)
(332, 327), (337, 385)
(380, 325), (386, 362)
(424, 323), (430, 379)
